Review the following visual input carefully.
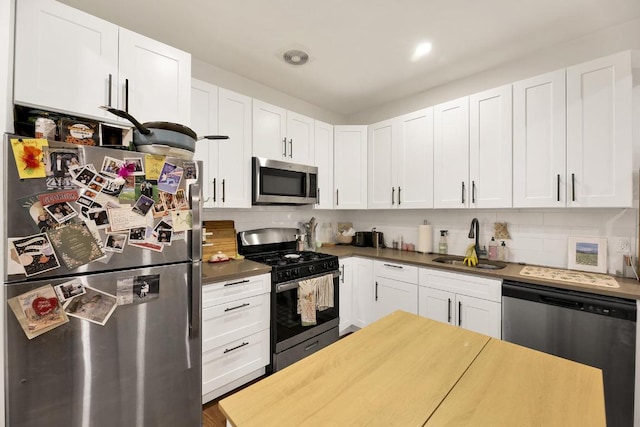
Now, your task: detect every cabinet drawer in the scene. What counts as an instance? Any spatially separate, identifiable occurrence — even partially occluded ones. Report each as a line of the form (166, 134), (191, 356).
(374, 261), (418, 283)
(202, 293), (270, 352)
(202, 274), (270, 308)
(202, 329), (270, 396)
(419, 268), (501, 302)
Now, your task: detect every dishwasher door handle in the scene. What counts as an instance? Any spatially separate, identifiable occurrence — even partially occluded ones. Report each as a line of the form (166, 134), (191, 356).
(539, 295), (583, 309)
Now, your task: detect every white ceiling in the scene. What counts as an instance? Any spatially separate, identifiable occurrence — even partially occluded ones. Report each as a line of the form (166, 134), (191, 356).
(59, 0), (640, 116)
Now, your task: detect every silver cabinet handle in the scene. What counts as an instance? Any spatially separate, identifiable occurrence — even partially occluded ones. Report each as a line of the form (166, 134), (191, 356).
(125, 78), (129, 112)
(461, 181), (465, 204)
(557, 174), (560, 202)
(224, 302), (250, 312)
(571, 173), (576, 202)
(340, 265), (345, 283)
(383, 263), (403, 269)
(375, 281), (378, 301)
(447, 298), (452, 323)
(336, 189), (339, 206)
(282, 137), (287, 157)
(222, 179), (226, 203)
(398, 187), (401, 205)
(212, 178), (216, 203)
(391, 187), (395, 205)
(458, 301), (462, 326)
(472, 181), (476, 204)
(317, 187), (320, 205)
(289, 139), (293, 158)
(107, 73), (112, 107)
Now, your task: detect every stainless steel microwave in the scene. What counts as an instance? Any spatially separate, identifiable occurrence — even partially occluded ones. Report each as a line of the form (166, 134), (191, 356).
(252, 157), (318, 205)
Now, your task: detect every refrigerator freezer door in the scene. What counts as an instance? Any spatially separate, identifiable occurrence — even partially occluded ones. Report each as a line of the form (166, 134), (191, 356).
(5, 262), (201, 427)
(4, 136), (202, 283)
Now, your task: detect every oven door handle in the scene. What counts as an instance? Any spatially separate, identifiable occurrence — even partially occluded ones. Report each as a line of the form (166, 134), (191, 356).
(275, 270), (340, 293)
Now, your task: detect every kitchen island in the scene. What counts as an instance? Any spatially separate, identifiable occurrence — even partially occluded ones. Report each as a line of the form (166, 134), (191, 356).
(219, 310), (605, 426)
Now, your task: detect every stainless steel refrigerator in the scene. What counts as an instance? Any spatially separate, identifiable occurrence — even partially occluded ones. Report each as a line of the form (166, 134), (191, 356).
(3, 134), (202, 427)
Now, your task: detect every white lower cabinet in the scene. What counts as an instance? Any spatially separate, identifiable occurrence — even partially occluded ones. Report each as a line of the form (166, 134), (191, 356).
(201, 273), (270, 403)
(351, 258), (374, 328)
(418, 268), (501, 338)
(338, 258), (353, 335)
(372, 261), (418, 322)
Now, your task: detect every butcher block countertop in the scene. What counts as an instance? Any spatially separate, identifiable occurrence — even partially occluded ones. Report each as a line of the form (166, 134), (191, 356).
(219, 311), (605, 427)
(317, 245), (640, 300)
(201, 258), (270, 284)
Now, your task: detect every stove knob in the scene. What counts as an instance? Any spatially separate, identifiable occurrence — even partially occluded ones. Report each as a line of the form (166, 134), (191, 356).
(293, 268), (299, 278)
(285, 270), (291, 279)
(309, 265), (315, 273)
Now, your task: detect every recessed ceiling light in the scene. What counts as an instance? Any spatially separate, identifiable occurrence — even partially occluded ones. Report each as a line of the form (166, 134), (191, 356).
(412, 42), (432, 62)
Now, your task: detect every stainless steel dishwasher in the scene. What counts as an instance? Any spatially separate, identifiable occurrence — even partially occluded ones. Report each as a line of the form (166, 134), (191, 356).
(502, 280), (636, 427)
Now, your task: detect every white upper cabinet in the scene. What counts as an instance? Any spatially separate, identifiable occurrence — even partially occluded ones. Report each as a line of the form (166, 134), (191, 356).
(469, 85), (513, 208)
(367, 108), (434, 209)
(566, 51), (633, 208)
(334, 125), (368, 209)
(14, 0), (118, 120)
(118, 28), (191, 125)
(434, 97), (470, 208)
(191, 79), (252, 208)
(252, 99), (314, 164)
(14, 0), (191, 124)
(314, 120), (334, 209)
(513, 70), (567, 208)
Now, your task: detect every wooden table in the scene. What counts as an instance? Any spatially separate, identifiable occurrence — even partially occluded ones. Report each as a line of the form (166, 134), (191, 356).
(219, 311), (605, 427)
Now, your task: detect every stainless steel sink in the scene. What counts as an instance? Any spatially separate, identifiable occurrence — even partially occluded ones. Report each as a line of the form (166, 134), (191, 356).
(432, 255), (507, 270)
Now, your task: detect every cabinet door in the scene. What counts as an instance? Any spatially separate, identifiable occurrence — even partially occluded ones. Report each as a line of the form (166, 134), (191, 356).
(373, 277), (418, 322)
(434, 97), (469, 208)
(118, 28), (191, 125)
(191, 79), (218, 207)
(252, 99), (287, 160)
(566, 51), (633, 207)
(396, 108), (434, 209)
(314, 120), (334, 209)
(367, 119), (395, 209)
(457, 294), (501, 339)
(338, 258), (353, 335)
(334, 126), (368, 209)
(286, 111), (314, 164)
(513, 70), (566, 207)
(351, 258), (373, 328)
(418, 286), (455, 326)
(469, 85), (513, 208)
(217, 88), (252, 208)
(14, 0), (118, 120)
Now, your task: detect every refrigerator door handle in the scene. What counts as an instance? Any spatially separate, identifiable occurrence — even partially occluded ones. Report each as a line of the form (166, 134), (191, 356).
(189, 182), (202, 338)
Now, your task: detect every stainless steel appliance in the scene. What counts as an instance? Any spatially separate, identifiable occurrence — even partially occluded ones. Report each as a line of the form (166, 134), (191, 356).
(237, 228), (339, 372)
(4, 135), (202, 427)
(252, 157), (318, 205)
(502, 280), (636, 427)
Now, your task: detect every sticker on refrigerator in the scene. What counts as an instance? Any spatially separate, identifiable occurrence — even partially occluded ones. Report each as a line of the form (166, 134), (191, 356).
(144, 154), (165, 180)
(10, 138), (48, 179)
(53, 278), (86, 302)
(7, 284), (69, 339)
(44, 201), (78, 224)
(12, 233), (60, 276)
(104, 234), (127, 253)
(63, 286), (117, 326)
(183, 161), (197, 180)
(116, 274), (160, 306)
(47, 223), (105, 270)
(100, 156), (125, 178)
(43, 147), (81, 189)
(132, 195), (154, 216)
(18, 194), (65, 233)
(171, 210), (193, 231)
(157, 163), (183, 194)
(123, 157), (145, 176)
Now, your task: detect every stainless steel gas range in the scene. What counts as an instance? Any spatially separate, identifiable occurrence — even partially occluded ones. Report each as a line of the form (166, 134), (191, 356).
(238, 228), (340, 372)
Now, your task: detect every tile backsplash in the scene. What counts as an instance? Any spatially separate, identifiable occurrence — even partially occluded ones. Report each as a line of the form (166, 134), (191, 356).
(203, 207), (638, 277)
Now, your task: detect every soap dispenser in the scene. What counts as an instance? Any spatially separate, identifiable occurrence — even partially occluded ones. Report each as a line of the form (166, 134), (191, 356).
(488, 237), (498, 260)
(438, 230), (448, 254)
(498, 240), (508, 261)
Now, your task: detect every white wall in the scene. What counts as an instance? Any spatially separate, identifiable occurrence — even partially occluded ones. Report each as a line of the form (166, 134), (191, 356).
(191, 58), (345, 125)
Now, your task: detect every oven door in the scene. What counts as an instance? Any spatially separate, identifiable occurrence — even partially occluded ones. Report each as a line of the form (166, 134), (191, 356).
(252, 157), (317, 205)
(273, 271), (340, 354)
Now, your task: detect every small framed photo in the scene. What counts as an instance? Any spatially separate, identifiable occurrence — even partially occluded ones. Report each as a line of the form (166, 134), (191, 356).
(567, 236), (608, 273)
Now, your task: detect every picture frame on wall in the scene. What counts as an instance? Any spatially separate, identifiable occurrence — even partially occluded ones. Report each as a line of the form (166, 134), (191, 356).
(567, 236), (608, 274)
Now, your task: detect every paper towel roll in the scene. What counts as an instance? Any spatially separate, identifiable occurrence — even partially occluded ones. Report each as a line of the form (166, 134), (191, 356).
(417, 224), (433, 253)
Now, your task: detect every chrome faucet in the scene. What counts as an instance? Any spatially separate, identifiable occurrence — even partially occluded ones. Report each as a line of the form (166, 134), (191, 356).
(468, 218), (480, 257)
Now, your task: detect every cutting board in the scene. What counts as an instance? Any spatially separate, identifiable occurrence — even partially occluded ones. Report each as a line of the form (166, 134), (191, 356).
(202, 220), (237, 260)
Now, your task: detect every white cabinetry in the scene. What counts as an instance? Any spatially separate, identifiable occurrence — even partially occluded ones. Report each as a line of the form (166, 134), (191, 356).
(469, 85), (512, 208)
(252, 99), (314, 164)
(201, 274), (270, 403)
(338, 258), (352, 335)
(191, 79), (252, 208)
(372, 261), (418, 322)
(433, 97), (470, 208)
(334, 125), (368, 209)
(351, 257), (374, 328)
(14, 0), (190, 124)
(566, 51), (633, 207)
(418, 268), (501, 338)
(314, 120), (334, 209)
(513, 70), (567, 208)
(367, 109), (434, 209)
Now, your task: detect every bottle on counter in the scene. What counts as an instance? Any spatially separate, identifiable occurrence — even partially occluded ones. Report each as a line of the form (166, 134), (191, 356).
(488, 237), (498, 260)
(438, 230), (448, 254)
(498, 240), (508, 261)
